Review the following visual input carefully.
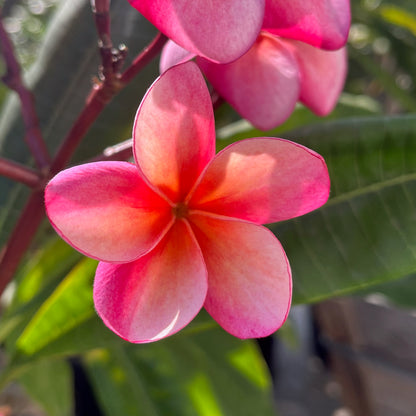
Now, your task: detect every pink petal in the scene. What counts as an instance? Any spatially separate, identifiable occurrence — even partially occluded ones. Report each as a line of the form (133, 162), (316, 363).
(133, 62), (215, 203)
(263, 0), (351, 50)
(189, 213), (291, 339)
(45, 161), (172, 262)
(290, 41), (348, 115)
(94, 219), (208, 343)
(197, 33), (300, 130)
(159, 40), (195, 74)
(128, 0), (264, 63)
(189, 138), (330, 224)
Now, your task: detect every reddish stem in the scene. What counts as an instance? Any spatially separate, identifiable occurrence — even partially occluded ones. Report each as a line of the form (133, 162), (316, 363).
(121, 32), (167, 84)
(0, 191), (45, 295)
(50, 32), (166, 174)
(0, 16), (51, 171)
(0, 31), (167, 293)
(0, 158), (41, 188)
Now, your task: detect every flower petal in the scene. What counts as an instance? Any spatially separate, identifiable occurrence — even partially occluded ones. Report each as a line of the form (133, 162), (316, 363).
(189, 214), (291, 339)
(133, 62), (215, 202)
(189, 138), (330, 224)
(263, 0), (351, 50)
(45, 161), (172, 262)
(159, 40), (195, 74)
(198, 33), (300, 130)
(291, 41), (348, 115)
(94, 219), (208, 343)
(128, 0), (264, 63)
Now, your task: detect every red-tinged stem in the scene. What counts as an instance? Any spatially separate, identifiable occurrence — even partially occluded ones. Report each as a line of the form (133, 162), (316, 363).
(50, 32), (166, 174)
(0, 191), (45, 294)
(0, 15), (51, 171)
(0, 28), (166, 294)
(49, 88), (108, 173)
(0, 157), (41, 188)
(120, 32), (167, 84)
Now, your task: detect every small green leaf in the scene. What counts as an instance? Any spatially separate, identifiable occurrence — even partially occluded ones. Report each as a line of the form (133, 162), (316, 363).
(16, 258), (97, 355)
(379, 5), (416, 36)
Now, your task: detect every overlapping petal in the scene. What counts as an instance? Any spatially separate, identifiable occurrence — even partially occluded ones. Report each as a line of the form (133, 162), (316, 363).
(45, 162), (172, 263)
(289, 41), (348, 115)
(189, 138), (330, 224)
(128, 0), (264, 63)
(197, 33), (300, 130)
(133, 62), (215, 202)
(94, 220), (208, 343)
(159, 40), (195, 75)
(189, 213), (291, 339)
(263, 0), (351, 50)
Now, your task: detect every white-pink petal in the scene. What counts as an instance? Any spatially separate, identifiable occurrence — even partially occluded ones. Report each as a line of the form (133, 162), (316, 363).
(197, 33), (300, 130)
(45, 162), (172, 263)
(289, 41), (348, 115)
(133, 62), (215, 203)
(189, 214), (292, 339)
(128, 0), (265, 63)
(159, 40), (195, 74)
(263, 0), (351, 50)
(189, 138), (330, 224)
(94, 220), (208, 343)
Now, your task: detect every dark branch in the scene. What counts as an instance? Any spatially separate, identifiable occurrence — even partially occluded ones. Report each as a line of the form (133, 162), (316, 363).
(0, 15), (51, 171)
(0, 157), (42, 188)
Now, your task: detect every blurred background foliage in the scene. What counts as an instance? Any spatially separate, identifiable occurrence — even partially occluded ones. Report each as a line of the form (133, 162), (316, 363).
(0, 0), (416, 415)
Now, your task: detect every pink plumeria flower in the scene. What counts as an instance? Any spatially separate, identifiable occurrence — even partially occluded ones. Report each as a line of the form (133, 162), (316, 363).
(45, 62), (330, 343)
(159, 0), (350, 130)
(127, 0), (350, 64)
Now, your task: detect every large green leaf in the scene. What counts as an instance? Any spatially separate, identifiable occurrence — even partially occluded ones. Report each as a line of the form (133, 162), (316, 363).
(18, 359), (73, 416)
(84, 327), (275, 416)
(269, 114), (416, 303)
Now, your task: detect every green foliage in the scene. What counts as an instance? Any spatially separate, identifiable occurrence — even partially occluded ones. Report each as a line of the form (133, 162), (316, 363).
(85, 331), (274, 416)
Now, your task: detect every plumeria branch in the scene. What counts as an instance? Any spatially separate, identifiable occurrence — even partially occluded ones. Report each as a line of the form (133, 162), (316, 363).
(0, 8), (167, 295)
(0, 157), (42, 188)
(0, 14), (51, 171)
(120, 32), (167, 84)
(50, 31), (166, 173)
(0, 191), (45, 296)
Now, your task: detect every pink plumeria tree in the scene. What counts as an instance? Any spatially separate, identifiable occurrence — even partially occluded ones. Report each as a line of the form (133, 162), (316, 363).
(0, 0), (415, 414)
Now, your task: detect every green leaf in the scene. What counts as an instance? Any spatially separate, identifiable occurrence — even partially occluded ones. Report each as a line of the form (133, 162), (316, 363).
(84, 327), (275, 416)
(0, 238), (82, 346)
(268, 114), (416, 304)
(379, 5), (416, 36)
(215, 93), (382, 151)
(18, 359), (73, 416)
(15, 257), (97, 355)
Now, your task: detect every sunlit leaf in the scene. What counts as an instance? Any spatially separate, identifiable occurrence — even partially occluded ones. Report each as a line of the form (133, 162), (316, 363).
(84, 327), (275, 416)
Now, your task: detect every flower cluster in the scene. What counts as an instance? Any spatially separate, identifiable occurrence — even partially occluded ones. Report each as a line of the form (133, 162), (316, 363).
(157, 0), (350, 129)
(45, 1), (348, 342)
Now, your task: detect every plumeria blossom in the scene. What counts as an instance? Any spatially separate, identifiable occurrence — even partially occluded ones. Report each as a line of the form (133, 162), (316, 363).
(45, 62), (330, 343)
(127, 0), (350, 63)
(159, 1), (350, 130)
